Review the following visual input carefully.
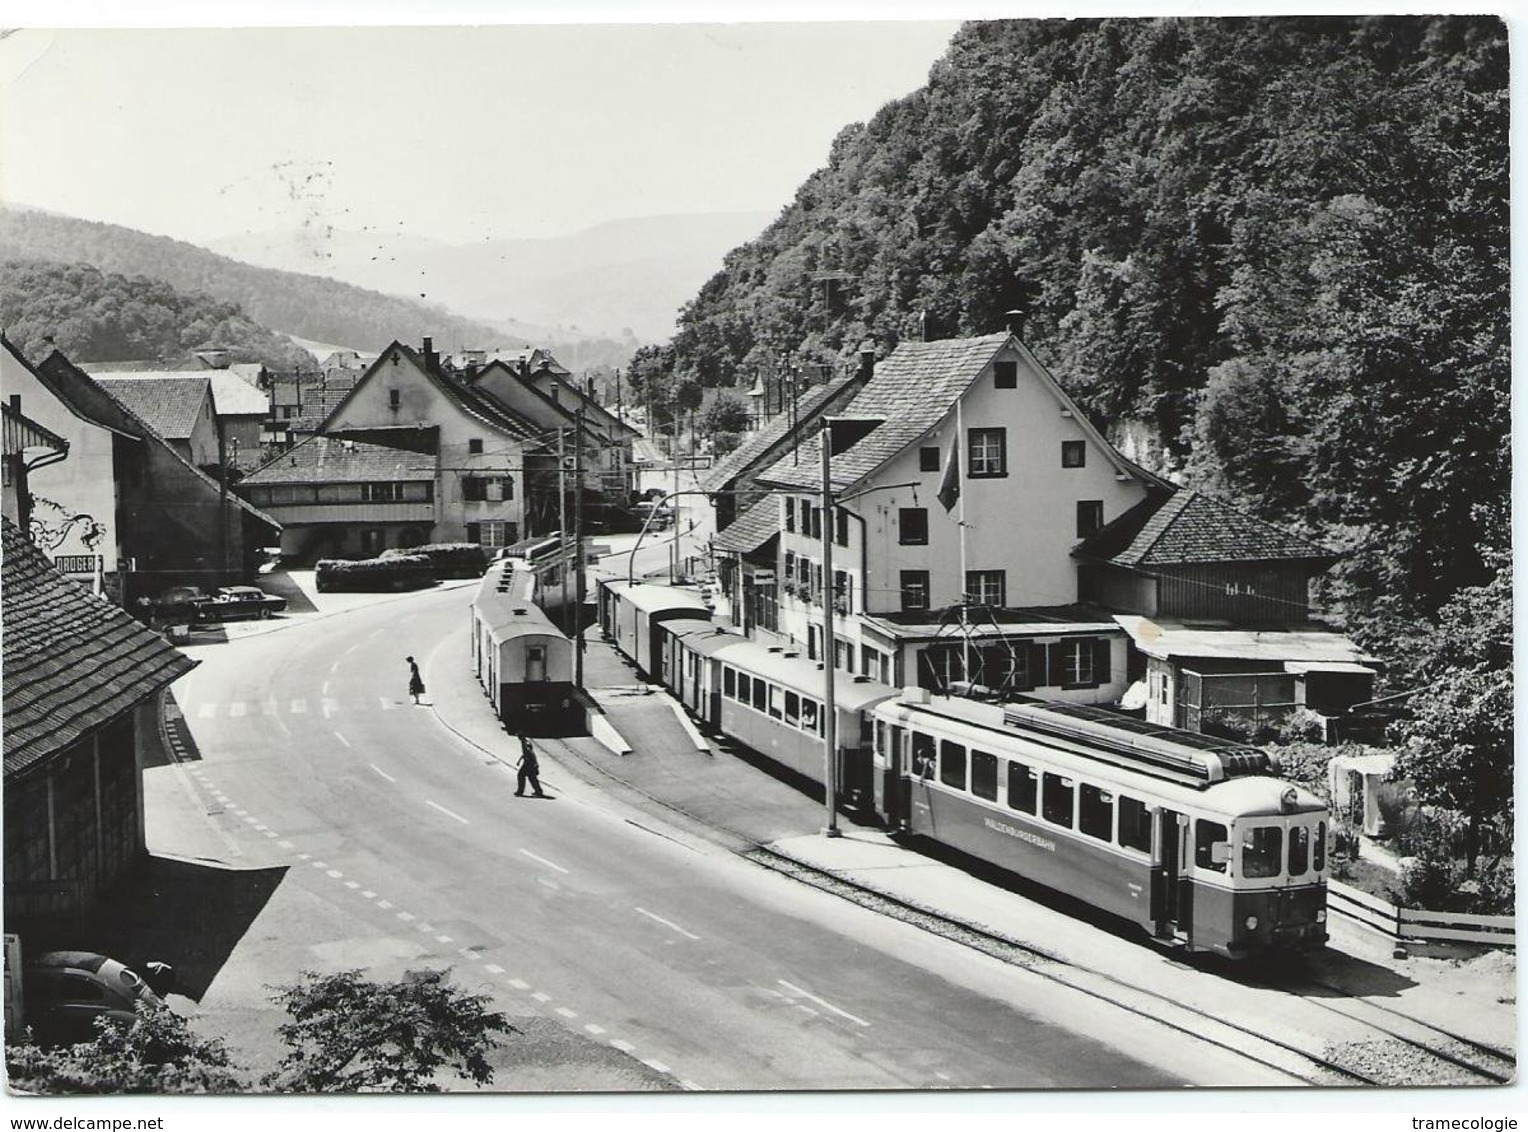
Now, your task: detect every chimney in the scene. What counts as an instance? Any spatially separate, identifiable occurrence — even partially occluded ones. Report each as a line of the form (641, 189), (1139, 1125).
(421, 336), (437, 373)
(1005, 308), (1028, 338)
(857, 342), (876, 382)
(919, 311), (930, 342)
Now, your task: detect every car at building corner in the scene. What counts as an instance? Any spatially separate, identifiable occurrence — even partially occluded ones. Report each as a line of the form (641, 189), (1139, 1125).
(19, 951), (170, 1045)
(201, 585), (287, 621)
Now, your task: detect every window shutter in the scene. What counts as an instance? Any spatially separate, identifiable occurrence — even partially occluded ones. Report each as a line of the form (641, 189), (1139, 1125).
(1026, 644), (1047, 690)
(1046, 642), (1065, 687)
(466, 522), (481, 544)
(1093, 637), (1112, 687)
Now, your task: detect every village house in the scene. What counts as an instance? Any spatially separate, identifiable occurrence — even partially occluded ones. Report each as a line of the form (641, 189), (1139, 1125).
(3, 513), (197, 934)
(1, 400), (69, 534)
(88, 370), (270, 475)
(1, 337), (280, 602)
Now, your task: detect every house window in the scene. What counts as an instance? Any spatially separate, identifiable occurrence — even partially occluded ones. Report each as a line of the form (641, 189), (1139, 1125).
(965, 570), (1005, 608)
(389, 389), (401, 409)
(919, 446), (940, 472)
(362, 482), (405, 503)
(1053, 638), (1099, 688)
(785, 498), (795, 533)
(463, 476), (487, 502)
(468, 438), (484, 454)
(1062, 440), (1086, 468)
(465, 522), (480, 543)
(968, 428), (1006, 477)
(899, 508), (928, 545)
(900, 570), (930, 612)
(993, 361), (1018, 389)
(1077, 500), (1104, 536)
(487, 477), (513, 502)
(835, 507), (849, 546)
(479, 521), (515, 549)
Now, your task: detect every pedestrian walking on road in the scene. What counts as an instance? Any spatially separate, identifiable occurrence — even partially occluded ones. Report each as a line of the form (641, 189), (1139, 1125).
(406, 656), (425, 705)
(515, 734), (545, 797)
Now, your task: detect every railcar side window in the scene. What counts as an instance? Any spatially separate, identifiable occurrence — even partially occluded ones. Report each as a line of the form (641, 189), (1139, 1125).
(1314, 821), (1327, 871)
(737, 673), (750, 703)
(767, 685), (784, 720)
(1241, 826), (1282, 879)
(724, 667), (736, 698)
(802, 699), (820, 735)
(1078, 783), (1113, 841)
(752, 678), (767, 713)
(784, 691), (800, 727)
(940, 741), (967, 790)
(1041, 773), (1074, 828)
(1007, 762), (1036, 813)
(1195, 820), (1229, 873)
(874, 720), (886, 757)
(1116, 795), (1152, 853)
(970, 750), (998, 801)
(912, 733), (936, 778)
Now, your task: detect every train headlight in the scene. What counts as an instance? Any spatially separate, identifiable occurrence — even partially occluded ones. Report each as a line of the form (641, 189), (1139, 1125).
(1244, 916), (1259, 931)
(1315, 910), (1326, 923)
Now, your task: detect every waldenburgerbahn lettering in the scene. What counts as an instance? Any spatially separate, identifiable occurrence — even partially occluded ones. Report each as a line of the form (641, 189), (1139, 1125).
(983, 815), (1056, 853)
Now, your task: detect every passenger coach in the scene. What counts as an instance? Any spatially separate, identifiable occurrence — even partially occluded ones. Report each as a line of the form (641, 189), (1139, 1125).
(471, 558), (582, 736)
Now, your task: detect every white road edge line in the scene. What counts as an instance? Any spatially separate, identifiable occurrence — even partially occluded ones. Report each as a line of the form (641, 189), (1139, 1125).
(777, 979), (870, 1027)
(519, 849), (568, 874)
(427, 800), (469, 824)
(369, 764), (395, 782)
(334, 732), (351, 748)
(634, 907), (700, 941)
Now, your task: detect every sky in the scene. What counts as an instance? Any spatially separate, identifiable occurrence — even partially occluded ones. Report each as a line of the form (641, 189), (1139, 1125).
(0, 16), (963, 247)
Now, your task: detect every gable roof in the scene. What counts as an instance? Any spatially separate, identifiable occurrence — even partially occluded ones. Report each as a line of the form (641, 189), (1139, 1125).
(34, 350), (281, 531)
(703, 374), (861, 494)
(1077, 489), (1335, 567)
(241, 432), (437, 486)
(208, 372), (272, 417)
(321, 342), (543, 442)
(712, 495), (781, 555)
(94, 375), (212, 440)
(3, 516), (197, 779)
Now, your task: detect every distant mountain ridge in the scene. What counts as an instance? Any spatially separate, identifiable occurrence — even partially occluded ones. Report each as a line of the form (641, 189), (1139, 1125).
(208, 211), (776, 342)
(0, 206), (637, 369)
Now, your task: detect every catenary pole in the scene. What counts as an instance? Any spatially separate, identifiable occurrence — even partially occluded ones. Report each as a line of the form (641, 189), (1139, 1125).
(820, 418), (841, 838)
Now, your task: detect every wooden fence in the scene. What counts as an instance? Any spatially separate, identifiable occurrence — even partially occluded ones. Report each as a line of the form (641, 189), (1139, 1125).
(1328, 880), (1515, 948)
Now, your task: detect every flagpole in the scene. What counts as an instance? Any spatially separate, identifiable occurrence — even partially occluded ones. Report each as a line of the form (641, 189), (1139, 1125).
(957, 397), (970, 690)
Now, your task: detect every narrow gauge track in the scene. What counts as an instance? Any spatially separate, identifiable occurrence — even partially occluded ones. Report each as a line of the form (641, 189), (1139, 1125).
(1256, 971), (1516, 1086)
(748, 847), (1510, 1088)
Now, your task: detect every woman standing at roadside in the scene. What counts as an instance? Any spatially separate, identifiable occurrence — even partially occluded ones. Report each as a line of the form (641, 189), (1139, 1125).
(406, 656), (425, 705)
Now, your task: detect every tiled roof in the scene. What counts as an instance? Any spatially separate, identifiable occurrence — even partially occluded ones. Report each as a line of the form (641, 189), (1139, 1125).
(241, 433), (436, 485)
(703, 375), (859, 493)
(326, 343), (543, 442)
(712, 496), (781, 554)
(3, 517), (197, 779)
(94, 375), (212, 440)
(1081, 490), (1334, 566)
(208, 372), (271, 417)
(758, 334), (1010, 492)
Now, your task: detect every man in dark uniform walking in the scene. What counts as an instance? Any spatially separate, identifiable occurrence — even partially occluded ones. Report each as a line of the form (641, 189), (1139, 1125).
(515, 733), (545, 797)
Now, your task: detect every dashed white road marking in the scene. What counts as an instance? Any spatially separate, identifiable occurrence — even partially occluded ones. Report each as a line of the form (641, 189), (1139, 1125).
(377, 900), (393, 910)
(290, 699), (307, 714)
(242, 816), (260, 825)
(484, 964), (504, 975)
(327, 870), (343, 879)
(328, 661), (340, 675)
(344, 881), (359, 889)
(555, 1007), (578, 1020)
(311, 861), (327, 870)
(634, 907), (700, 941)
(509, 979), (530, 991)
(583, 1023), (605, 1035)
(369, 764), (395, 782)
(322, 680), (332, 695)
(418, 923), (434, 933)
(609, 1039), (634, 1053)
(777, 980), (870, 1027)
(680, 1080), (704, 1091)
(262, 699), (279, 715)
(531, 992), (551, 1003)
(537, 878), (560, 891)
(198, 703), (216, 719)
(398, 911), (415, 922)
(334, 731), (351, 749)
(322, 698), (339, 718)
(361, 890), (376, 899)
(519, 849), (568, 874)
(427, 800), (469, 824)
(296, 852), (310, 860)
(229, 702), (247, 718)
(436, 935), (453, 944)
(643, 1059), (672, 1075)
(379, 697), (396, 711)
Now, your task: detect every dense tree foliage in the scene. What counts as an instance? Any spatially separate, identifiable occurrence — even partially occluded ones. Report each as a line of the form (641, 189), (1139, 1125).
(647, 16), (1508, 636)
(0, 259), (316, 369)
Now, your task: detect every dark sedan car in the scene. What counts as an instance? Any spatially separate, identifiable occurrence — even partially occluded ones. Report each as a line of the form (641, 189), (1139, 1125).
(202, 585), (287, 621)
(19, 951), (168, 1045)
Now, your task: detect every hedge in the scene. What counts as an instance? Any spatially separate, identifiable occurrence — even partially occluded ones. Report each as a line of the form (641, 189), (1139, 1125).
(380, 542), (491, 579)
(315, 555), (434, 592)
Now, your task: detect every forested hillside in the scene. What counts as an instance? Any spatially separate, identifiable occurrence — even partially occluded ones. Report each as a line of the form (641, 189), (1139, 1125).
(0, 260), (316, 370)
(651, 16), (1508, 644)
(0, 208), (631, 367)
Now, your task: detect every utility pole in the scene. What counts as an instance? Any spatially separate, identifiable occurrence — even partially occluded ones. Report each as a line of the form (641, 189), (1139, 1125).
(820, 418), (841, 838)
(557, 427), (569, 619)
(574, 404), (587, 689)
(615, 368), (623, 423)
(670, 413), (682, 582)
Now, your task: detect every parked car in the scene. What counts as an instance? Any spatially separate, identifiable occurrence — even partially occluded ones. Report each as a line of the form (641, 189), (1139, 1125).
(20, 951), (170, 1045)
(147, 585), (211, 624)
(630, 501), (675, 531)
(202, 585), (287, 621)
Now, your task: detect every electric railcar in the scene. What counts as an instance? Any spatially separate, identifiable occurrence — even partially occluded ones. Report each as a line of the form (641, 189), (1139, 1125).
(599, 579), (1328, 958)
(873, 692), (1328, 958)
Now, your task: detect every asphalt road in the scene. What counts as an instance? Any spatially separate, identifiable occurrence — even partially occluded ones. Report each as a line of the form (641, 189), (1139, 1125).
(165, 583), (1184, 1092)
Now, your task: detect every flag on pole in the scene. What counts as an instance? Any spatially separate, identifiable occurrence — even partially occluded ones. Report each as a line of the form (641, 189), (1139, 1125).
(937, 439), (960, 512)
